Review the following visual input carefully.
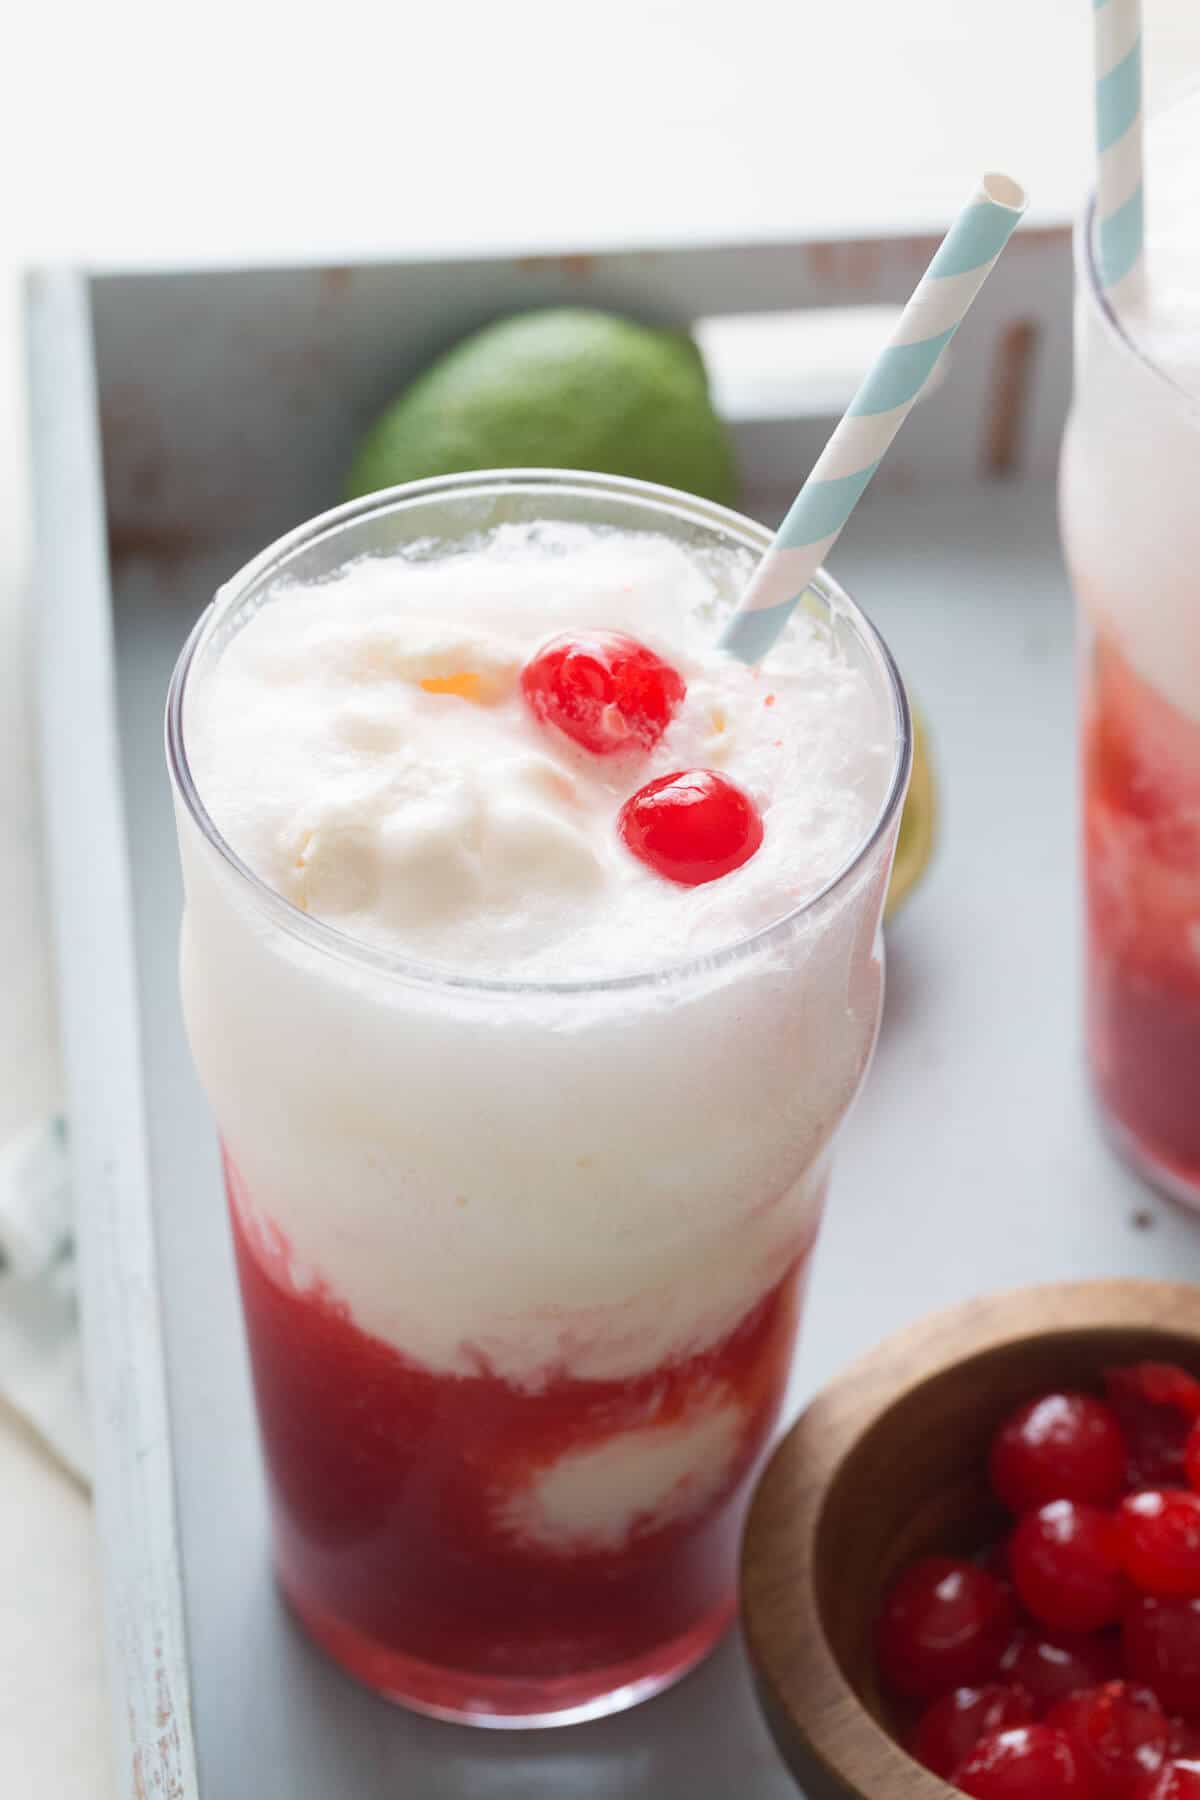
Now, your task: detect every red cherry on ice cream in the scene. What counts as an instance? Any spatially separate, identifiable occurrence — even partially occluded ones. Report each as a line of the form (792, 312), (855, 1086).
(618, 769), (764, 887)
(521, 630), (685, 754)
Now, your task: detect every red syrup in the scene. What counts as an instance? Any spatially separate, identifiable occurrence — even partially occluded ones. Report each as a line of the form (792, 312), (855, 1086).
(1083, 638), (1200, 1198)
(224, 1149), (809, 1723)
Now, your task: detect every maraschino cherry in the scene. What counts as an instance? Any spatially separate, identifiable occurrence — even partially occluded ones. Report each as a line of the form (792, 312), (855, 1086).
(1009, 1501), (1126, 1633)
(952, 1724), (1093, 1797)
(520, 630), (685, 754)
(875, 1556), (1014, 1701)
(1134, 1761), (1200, 1799)
(910, 1684), (1035, 1779)
(999, 1626), (1122, 1709)
(990, 1392), (1126, 1513)
(618, 769), (763, 887)
(1126, 1596), (1200, 1720)
(1120, 1492), (1200, 1598)
(871, 1361), (1200, 1796)
(1107, 1365), (1200, 1489)
(1045, 1681), (1168, 1797)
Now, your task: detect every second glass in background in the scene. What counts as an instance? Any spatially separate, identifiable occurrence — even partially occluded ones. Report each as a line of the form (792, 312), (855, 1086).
(1061, 190), (1200, 1203)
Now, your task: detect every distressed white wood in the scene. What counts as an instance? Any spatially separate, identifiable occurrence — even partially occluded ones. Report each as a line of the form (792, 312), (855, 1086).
(87, 223), (1071, 547)
(27, 268), (198, 1800)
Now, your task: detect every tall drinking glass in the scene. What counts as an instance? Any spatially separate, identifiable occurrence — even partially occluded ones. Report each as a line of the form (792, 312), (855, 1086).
(1061, 200), (1200, 1204)
(166, 472), (910, 1726)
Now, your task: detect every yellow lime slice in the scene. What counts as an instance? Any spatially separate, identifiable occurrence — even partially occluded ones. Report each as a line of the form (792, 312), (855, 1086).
(886, 707), (936, 921)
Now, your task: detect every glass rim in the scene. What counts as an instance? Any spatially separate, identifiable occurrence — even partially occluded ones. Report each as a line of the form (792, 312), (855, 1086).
(1075, 197), (1200, 422)
(165, 468), (912, 998)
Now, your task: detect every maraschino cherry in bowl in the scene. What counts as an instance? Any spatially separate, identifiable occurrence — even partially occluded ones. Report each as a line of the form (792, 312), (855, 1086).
(742, 1282), (1200, 1800)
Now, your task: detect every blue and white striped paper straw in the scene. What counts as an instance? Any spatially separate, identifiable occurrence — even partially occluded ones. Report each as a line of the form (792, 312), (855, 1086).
(720, 173), (1027, 665)
(1093, 0), (1144, 292)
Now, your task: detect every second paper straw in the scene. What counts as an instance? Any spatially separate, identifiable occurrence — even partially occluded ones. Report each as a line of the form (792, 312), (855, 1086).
(1093, 0), (1144, 292)
(720, 173), (1026, 666)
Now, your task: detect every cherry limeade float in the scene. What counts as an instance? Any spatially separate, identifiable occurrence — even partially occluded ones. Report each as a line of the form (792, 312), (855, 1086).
(1061, 89), (1200, 1203)
(166, 471), (910, 1726)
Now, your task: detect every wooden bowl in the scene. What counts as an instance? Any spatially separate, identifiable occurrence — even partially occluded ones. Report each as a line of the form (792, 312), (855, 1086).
(741, 1280), (1200, 1799)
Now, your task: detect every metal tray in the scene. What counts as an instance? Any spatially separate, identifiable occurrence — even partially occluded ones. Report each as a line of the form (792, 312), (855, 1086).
(32, 223), (1200, 1800)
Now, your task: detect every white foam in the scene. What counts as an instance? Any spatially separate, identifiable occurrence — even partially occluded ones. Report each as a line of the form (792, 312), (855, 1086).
(177, 520), (897, 1387)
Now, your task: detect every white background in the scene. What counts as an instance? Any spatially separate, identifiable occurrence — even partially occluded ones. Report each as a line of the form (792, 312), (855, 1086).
(1, 2), (1199, 1792)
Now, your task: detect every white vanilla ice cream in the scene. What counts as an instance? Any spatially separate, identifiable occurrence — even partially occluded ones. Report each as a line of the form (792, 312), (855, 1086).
(187, 522), (891, 980)
(175, 515), (899, 1541)
(1062, 84), (1200, 721)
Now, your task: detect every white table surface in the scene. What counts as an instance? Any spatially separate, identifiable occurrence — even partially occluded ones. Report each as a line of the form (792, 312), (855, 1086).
(3, 3), (1199, 1792)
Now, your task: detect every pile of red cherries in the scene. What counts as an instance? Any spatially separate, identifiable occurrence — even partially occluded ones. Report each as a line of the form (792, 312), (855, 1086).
(875, 1363), (1200, 1797)
(520, 630), (763, 886)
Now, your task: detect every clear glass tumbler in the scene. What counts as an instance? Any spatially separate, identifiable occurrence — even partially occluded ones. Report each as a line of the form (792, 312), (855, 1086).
(166, 471), (910, 1727)
(1061, 212), (1200, 1205)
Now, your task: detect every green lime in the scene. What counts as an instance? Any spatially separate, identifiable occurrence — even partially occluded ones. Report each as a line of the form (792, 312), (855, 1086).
(886, 706), (936, 921)
(345, 308), (738, 506)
